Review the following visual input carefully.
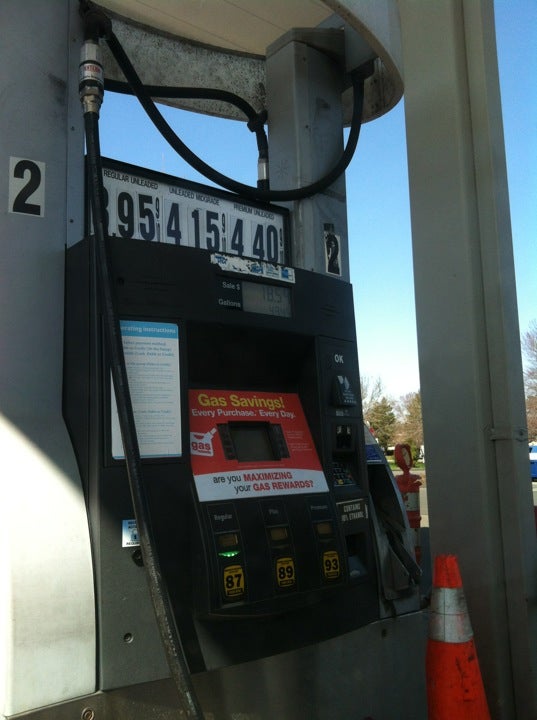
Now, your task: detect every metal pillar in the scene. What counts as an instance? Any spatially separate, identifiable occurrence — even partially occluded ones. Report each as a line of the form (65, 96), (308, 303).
(0, 1), (95, 716)
(266, 30), (350, 277)
(398, 1), (537, 717)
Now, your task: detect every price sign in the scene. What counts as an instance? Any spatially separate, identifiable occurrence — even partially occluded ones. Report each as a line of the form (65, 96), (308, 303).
(88, 158), (290, 264)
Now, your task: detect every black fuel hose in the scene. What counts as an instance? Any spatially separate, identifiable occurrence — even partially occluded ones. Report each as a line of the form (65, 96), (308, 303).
(104, 28), (368, 203)
(104, 77), (269, 161)
(84, 110), (204, 720)
(81, 26), (205, 717)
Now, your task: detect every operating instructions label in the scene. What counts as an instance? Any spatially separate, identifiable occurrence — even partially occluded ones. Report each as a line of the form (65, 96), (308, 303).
(111, 320), (181, 459)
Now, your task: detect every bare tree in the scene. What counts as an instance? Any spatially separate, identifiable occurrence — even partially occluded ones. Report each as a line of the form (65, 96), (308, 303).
(365, 396), (397, 451)
(394, 391), (423, 454)
(522, 320), (537, 394)
(360, 375), (385, 417)
(526, 396), (537, 443)
(522, 320), (537, 440)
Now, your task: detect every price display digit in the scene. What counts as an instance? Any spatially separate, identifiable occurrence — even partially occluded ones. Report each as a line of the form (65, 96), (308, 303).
(205, 210), (220, 251)
(223, 564), (245, 599)
(164, 200), (183, 245)
(138, 193), (157, 241)
(276, 557), (296, 588)
(322, 550), (340, 580)
(117, 191), (134, 238)
(229, 216), (245, 256)
(266, 224), (279, 263)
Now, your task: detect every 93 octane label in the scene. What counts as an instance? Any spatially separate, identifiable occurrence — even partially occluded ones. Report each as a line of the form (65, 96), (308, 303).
(223, 564), (245, 598)
(91, 160), (288, 264)
(323, 550), (341, 580)
(276, 557), (296, 588)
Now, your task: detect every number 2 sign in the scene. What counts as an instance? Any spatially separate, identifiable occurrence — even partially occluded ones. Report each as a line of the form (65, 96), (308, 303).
(8, 157), (45, 217)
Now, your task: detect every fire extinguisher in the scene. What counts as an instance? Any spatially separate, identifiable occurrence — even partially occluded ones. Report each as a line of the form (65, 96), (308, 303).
(394, 443), (422, 564)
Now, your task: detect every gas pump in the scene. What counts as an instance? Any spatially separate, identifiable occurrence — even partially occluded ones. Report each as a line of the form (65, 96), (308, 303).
(64, 4), (422, 706)
(1, 2), (429, 719)
(64, 157), (419, 683)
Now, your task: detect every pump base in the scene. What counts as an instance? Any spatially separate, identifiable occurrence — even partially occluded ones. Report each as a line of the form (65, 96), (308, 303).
(8, 613), (427, 720)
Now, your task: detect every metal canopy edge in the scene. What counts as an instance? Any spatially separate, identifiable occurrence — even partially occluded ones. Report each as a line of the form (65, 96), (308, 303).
(95, 0), (403, 123)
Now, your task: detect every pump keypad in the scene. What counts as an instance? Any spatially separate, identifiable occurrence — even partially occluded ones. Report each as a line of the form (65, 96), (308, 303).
(332, 460), (356, 486)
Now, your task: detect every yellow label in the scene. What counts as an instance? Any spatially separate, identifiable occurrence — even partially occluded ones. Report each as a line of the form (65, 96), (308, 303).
(323, 550), (340, 580)
(276, 557), (296, 588)
(223, 564), (245, 598)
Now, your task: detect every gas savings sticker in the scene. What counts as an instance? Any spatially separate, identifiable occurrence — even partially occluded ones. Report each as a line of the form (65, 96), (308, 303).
(189, 390), (328, 501)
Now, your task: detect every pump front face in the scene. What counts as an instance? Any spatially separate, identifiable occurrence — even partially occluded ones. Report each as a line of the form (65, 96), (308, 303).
(0, 3), (424, 719)
(64, 157), (383, 683)
(66, 0), (418, 707)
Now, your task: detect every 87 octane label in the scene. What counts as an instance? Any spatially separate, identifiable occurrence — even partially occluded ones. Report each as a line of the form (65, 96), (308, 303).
(223, 564), (245, 599)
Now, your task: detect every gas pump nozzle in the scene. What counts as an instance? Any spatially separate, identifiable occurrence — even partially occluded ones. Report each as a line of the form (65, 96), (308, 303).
(378, 510), (422, 585)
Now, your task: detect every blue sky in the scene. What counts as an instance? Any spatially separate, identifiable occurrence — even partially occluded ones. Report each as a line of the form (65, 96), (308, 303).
(99, 0), (536, 399)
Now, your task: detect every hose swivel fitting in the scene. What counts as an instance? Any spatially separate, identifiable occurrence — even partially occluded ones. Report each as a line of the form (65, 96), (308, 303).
(79, 40), (104, 115)
(257, 157), (269, 190)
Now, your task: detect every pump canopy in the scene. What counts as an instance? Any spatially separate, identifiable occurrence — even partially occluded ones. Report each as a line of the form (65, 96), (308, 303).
(95, 0), (403, 123)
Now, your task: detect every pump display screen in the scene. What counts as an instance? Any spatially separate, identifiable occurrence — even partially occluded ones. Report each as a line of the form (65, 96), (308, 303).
(242, 281), (292, 317)
(229, 424), (276, 462)
(89, 158), (290, 264)
(215, 276), (293, 318)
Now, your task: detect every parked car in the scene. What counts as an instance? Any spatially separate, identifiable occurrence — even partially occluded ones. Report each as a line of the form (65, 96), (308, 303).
(530, 445), (537, 481)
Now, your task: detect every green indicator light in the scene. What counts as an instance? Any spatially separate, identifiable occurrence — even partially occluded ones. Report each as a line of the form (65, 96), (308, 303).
(218, 550), (240, 558)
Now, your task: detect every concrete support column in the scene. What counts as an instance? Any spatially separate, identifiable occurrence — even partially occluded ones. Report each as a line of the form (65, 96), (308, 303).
(0, 1), (95, 715)
(398, 1), (537, 717)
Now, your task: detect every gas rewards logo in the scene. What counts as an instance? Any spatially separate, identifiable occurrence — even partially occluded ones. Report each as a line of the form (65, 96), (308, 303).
(190, 428), (217, 456)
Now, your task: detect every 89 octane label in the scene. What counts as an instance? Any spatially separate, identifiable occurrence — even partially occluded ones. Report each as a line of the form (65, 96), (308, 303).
(276, 557), (296, 588)
(93, 162), (288, 264)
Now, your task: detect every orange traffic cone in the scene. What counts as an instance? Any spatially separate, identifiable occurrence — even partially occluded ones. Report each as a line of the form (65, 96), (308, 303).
(426, 555), (490, 719)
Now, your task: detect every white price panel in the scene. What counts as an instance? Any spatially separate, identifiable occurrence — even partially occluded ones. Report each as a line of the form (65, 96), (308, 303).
(90, 159), (289, 264)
